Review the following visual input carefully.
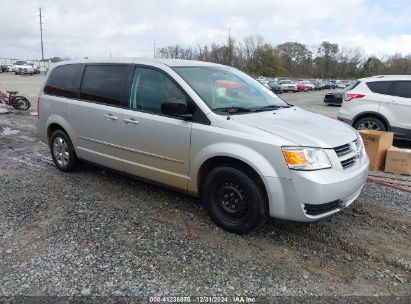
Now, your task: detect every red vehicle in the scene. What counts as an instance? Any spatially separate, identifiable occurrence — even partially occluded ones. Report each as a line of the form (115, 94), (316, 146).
(295, 81), (307, 92)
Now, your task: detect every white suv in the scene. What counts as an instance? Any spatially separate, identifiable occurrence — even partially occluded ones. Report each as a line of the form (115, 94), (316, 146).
(338, 75), (411, 140)
(13, 60), (35, 75)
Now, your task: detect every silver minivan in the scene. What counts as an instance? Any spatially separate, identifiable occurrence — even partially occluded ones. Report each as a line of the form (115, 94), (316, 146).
(37, 59), (369, 234)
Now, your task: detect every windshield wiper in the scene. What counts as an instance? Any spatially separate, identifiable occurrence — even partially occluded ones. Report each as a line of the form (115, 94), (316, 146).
(213, 107), (255, 114)
(252, 104), (292, 112)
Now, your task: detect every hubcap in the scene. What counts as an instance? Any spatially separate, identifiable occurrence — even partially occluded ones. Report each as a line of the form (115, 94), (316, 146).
(53, 137), (69, 167)
(358, 121), (380, 130)
(215, 181), (248, 218)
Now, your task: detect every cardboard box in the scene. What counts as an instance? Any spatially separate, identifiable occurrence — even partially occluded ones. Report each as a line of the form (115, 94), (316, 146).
(384, 146), (411, 175)
(359, 130), (394, 170)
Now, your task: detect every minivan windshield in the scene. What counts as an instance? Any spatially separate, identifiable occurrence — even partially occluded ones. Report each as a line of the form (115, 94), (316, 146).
(15, 61), (28, 65)
(173, 66), (289, 113)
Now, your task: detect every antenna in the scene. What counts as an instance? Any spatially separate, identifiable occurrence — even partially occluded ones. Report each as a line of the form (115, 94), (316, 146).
(226, 27), (231, 120)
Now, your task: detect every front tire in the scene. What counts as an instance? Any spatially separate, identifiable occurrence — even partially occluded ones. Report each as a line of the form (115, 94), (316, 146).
(50, 130), (78, 172)
(202, 166), (268, 234)
(354, 116), (387, 131)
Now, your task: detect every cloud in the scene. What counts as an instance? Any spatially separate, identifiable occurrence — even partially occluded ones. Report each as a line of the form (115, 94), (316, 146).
(0, 0), (409, 60)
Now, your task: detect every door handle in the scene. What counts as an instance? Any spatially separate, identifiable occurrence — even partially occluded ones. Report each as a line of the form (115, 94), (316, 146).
(104, 114), (118, 120)
(123, 118), (139, 125)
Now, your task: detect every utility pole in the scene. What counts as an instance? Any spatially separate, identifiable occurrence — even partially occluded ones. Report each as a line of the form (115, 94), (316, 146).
(153, 40), (156, 58)
(39, 8), (44, 61)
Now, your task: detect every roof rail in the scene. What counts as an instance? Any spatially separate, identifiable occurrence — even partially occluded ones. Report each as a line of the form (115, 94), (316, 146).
(371, 75), (411, 78)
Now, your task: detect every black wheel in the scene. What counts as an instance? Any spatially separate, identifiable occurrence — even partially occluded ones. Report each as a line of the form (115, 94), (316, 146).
(50, 130), (78, 172)
(15, 72), (18, 75)
(12, 97), (30, 110)
(354, 116), (386, 131)
(201, 166), (268, 234)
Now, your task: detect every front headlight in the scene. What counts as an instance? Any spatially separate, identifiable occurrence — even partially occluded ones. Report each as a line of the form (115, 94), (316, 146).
(282, 147), (331, 170)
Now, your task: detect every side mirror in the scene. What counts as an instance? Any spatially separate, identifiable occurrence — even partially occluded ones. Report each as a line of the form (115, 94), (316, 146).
(161, 98), (193, 119)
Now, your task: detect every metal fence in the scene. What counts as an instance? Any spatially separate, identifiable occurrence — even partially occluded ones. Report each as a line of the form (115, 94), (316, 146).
(0, 58), (50, 72)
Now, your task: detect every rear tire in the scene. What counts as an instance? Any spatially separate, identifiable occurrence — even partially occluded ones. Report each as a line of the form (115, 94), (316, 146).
(354, 116), (386, 131)
(201, 166), (268, 234)
(50, 130), (78, 172)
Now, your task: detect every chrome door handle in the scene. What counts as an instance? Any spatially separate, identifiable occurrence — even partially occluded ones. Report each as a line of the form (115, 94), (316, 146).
(104, 114), (118, 120)
(123, 118), (139, 125)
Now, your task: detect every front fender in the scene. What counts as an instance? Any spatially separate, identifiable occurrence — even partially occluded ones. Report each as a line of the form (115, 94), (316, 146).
(188, 142), (290, 194)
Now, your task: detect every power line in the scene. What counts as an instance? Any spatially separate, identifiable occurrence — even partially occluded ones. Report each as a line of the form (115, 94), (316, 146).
(39, 7), (44, 61)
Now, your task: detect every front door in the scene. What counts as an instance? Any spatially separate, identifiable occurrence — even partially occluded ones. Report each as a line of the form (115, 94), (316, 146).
(121, 66), (192, 190)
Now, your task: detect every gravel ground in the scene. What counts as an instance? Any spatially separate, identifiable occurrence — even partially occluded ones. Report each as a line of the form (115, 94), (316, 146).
(0, 74), (410, 301)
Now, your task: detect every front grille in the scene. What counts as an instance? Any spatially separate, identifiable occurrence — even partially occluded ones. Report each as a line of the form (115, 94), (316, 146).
(304, 200), (342, 216)
(334, 139), (361, 169)
(334, 143), (351, 157)
(341, 156), (356, 169)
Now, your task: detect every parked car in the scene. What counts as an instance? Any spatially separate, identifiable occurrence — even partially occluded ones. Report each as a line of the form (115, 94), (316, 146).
(37, 59), (369, 234)
(267, 81), (283, 94)
(31, 64), (41, 74)
(295, 81), (306, 92)
(5, 64), (14, 72)
(324, 84), (355, 106)
(335, 81), (346, 89)
(322, 81), (336, 89)
(338, 75), (411, 140)
(310, 80), (323, 91)
(14, 60), (35, 75)
(279, 80), (297, 92)
(300, 80), (315, 91)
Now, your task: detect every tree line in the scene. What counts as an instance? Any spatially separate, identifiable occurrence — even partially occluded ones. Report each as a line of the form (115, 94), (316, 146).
(156, 35), (411, 79)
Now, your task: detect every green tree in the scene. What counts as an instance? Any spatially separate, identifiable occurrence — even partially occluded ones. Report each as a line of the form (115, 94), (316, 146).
(361, 57), (386, 76)
(315, 41), (339, 78)
(275, 42), (312, 76)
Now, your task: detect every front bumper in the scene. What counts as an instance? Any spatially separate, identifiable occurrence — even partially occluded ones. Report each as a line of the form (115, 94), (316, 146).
(17, 68), (33, 74)
(264, 155), (369, 222)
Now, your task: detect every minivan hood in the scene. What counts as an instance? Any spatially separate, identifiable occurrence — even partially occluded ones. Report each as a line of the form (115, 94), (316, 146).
(231, 107), (357, 148)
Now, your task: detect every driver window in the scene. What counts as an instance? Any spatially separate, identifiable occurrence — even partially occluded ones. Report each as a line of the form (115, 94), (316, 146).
(129, 67), (186, 114)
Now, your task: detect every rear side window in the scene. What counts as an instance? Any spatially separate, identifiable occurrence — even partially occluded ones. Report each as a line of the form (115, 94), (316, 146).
(44, 64), (83, 98)
(392, 81), (411, 98)
(80, 65), (131, 107)
(366, 81), (394, 95)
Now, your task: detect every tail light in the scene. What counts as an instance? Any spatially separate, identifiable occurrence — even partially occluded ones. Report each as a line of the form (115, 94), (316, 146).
(36, 96), (40, 119)
(344, 93), (365, 102)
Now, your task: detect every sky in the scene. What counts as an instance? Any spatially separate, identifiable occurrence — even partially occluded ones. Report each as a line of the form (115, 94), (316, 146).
(0, 0), (410, 60)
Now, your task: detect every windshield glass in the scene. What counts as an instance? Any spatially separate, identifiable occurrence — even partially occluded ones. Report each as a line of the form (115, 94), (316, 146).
(173, 66), (288, 112)
(15, 61), (27, 65)
(280, 80), (293, 84)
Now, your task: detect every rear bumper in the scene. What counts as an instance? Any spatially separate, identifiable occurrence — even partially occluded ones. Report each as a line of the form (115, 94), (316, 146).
(324, 96), (342, 104)
(265, 156), (369, 222)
